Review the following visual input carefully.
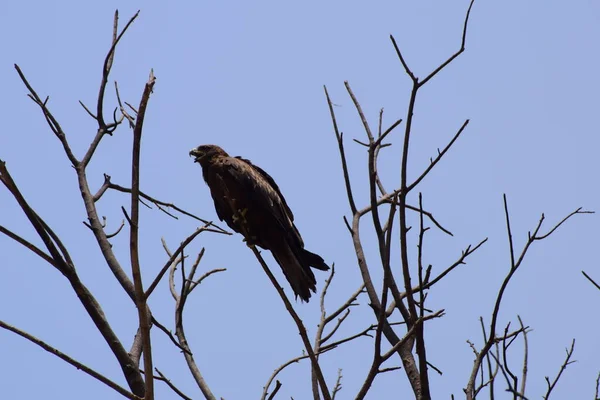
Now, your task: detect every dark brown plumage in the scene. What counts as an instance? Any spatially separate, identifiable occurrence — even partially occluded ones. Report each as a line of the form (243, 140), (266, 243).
(189, 144), (329, 302)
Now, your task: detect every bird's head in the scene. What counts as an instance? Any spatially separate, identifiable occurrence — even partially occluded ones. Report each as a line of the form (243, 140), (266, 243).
(189, 144), (228, 164)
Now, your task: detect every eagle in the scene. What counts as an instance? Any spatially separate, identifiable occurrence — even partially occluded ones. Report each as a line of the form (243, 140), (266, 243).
(190, 144), (329, 302)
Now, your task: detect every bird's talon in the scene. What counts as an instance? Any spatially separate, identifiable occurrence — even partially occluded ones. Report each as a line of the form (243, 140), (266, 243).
(243, 236), (258, 247)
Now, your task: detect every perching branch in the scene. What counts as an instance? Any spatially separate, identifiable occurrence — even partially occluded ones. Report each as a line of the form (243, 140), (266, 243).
(250, 246), (332, 400)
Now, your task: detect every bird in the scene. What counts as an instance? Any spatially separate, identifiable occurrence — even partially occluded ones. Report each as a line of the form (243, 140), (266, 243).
(189, 144), (329, 302)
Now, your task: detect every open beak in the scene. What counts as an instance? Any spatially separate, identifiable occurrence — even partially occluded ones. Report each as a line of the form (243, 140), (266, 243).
(189, 148), (203, 163)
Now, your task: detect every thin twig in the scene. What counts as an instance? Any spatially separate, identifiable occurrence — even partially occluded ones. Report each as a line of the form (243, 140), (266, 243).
(187, 267), (227, 294)
(312, 265), (337, 400)
(151, 317), (191, 355)
(14, 65), (79, 167)
(263, 356), (308, 400)
(331, 369), (343, 400)
(405, 204), (453, 236)
(262, 321), (395, 400)
(0, 225), (57, 267)
(106, 219), (125, 239)
(535, 207), (594, 240)
(102, 179), (228, 232)
(406, 119), (470, 193)
(145, 224), (212, 299)
(582, 271), (600, 291)
(267, 381), (282, 400)
(542, 339), (576, 400)
(96, 10), (140, 130)
(411, 238), (487, 296)
(418, 0), (476, 88)
(82, 11), (140, 167)
(517, 316), (528, 397)
(323, 283), (365, 325)
(320, 309), (350, 345)
(465, 197), (587, 400)
(154, 368), (192, 400)
(163, 243), (218, 400)
(324, 85), (357, 215)
(355, 311), (443, 399)
(390, 35), (416, 82)
(115, 81), (136, 128)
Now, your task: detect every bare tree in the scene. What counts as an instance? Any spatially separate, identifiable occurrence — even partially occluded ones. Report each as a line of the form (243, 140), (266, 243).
(1, 11), (229, 400)
(1, 3), (594, 400)
(263, 0), (591, 398)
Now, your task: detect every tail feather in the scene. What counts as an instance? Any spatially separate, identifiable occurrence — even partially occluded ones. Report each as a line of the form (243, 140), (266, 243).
(271, 247), (316, 302)
(302, 249), (329, 271)
(271, 245), (329, 303)
(271, 242), (329, 302)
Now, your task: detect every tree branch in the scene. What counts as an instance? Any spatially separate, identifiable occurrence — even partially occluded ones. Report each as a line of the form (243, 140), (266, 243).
(13, 65), (79, 167)
(465, 196), (588, 400)
(164, 245), (218, 400)
(154, 368), (192, 400)
(418, 0), (475, 88)
(145, 223), (214, 299)
(0, 319), (140, 400)
(98, 177), (228, 233)
(542, 339), (576, 400)
(582, 270), (600, 291)
(129, 69), (156, 400)
(250, 246), (331, 400)
(324, 85), (357, 215)
(0, 224), (57, 267)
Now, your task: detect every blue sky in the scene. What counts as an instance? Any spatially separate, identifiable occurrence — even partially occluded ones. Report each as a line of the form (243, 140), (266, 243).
(1, 1), (599, 399)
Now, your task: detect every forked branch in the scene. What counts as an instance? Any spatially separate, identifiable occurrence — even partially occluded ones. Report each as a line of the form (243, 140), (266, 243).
(164, 244), (221, 400)
(465, 196), (590, 399)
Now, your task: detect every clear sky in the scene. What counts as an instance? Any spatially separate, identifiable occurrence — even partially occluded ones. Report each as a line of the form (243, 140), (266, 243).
(1, 1), (599, 399)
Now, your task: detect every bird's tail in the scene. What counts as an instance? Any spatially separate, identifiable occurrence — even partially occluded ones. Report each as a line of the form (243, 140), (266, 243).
(302, 249), (329, 271)
(271, 246), (329, 302)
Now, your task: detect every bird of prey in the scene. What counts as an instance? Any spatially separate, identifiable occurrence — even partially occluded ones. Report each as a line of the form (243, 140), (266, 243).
(190, 144), (329, 302)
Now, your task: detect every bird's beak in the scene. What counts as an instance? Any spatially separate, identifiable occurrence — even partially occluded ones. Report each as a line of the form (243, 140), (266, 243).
(189, 148), (203, 163)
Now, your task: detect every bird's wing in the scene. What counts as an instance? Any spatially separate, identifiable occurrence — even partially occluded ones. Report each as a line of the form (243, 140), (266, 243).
(210, 185), (229, 223)
(225, 156), (304, 247)
(234, 156), (295, 221)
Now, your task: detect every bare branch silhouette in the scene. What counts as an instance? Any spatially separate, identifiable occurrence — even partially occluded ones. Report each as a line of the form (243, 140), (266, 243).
(465, 196), (589, 399)
(543, 339), (576, 400)
(0, 319), (140, 400)
(164, 243), (221, 400)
